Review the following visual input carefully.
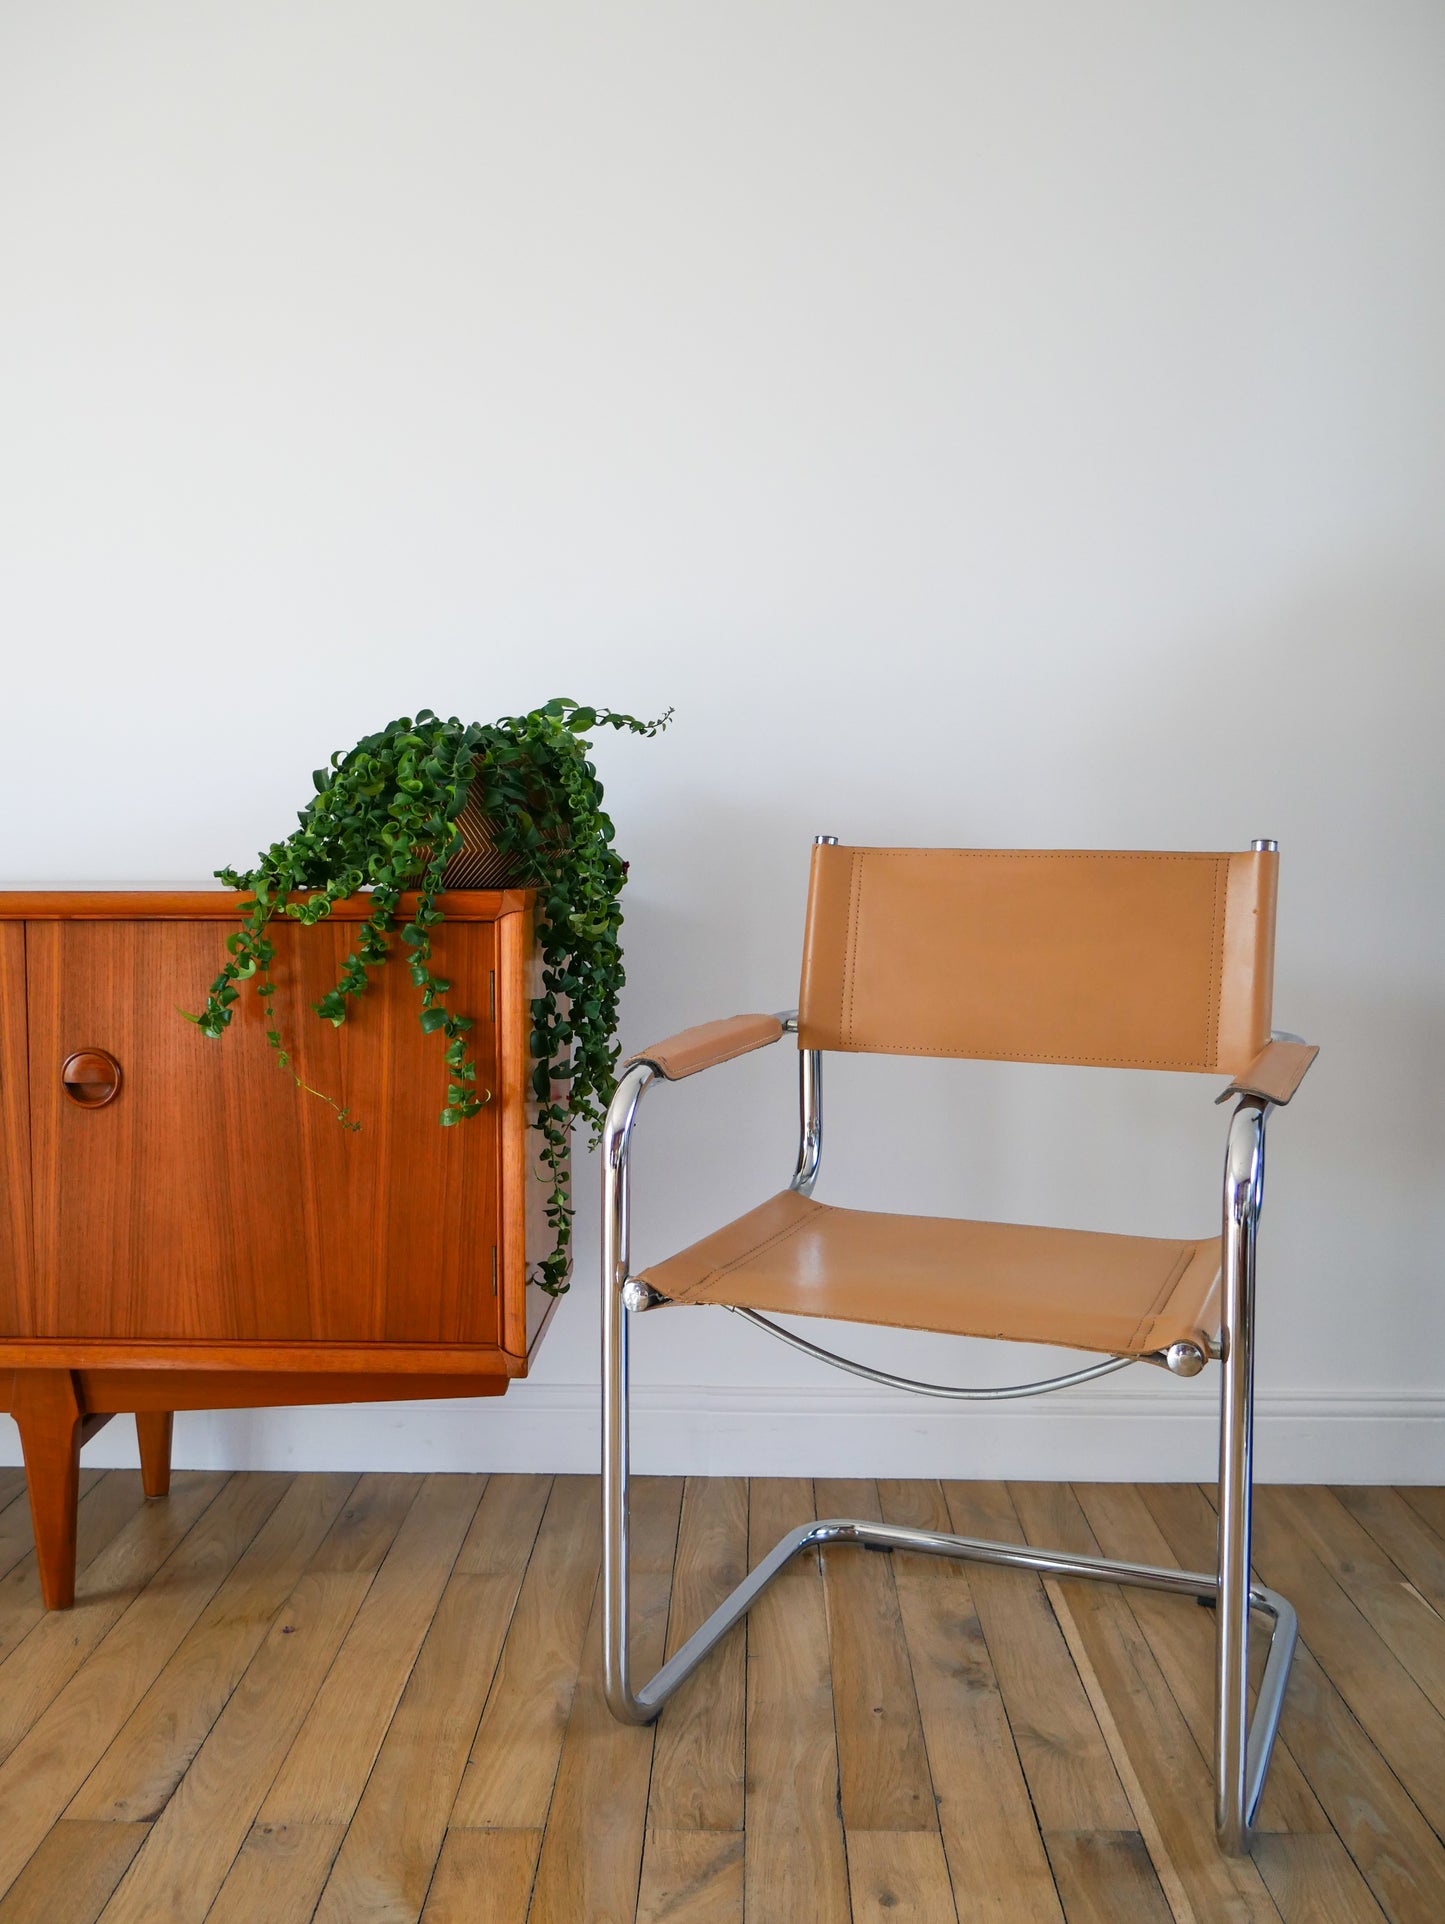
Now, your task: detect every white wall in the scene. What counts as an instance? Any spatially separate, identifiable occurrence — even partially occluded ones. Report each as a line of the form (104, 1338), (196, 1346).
(2, 2), (1442, 1481)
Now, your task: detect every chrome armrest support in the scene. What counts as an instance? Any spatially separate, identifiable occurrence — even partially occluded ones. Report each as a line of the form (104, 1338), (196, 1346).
(1217, 1091), (1272, 1847)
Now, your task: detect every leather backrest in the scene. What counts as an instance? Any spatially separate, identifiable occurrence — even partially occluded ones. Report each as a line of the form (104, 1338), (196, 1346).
(797, 845), (1277, 1075)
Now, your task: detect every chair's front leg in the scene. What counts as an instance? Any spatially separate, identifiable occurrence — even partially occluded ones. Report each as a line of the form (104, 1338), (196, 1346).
(601, 1061), (659, 1725)
(1216, 1096), (1267, 1852)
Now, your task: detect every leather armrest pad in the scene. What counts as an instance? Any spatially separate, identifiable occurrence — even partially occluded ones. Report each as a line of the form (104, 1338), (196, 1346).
(627, 1013), (785, 1080)
(1216, 1039), (1318, 1107)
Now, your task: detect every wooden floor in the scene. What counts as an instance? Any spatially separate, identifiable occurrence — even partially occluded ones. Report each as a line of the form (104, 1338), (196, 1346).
(0, 1471), (1441, 1922)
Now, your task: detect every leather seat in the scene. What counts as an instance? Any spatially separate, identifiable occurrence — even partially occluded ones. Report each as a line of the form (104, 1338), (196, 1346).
(637, 1188), (1220, 1357)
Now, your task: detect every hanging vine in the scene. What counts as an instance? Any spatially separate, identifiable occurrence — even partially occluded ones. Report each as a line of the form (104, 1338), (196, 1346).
(187, 698), (669, 1294)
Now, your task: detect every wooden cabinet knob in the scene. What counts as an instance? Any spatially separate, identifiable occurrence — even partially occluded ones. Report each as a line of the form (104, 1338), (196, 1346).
(61, 1049), (122, 1108)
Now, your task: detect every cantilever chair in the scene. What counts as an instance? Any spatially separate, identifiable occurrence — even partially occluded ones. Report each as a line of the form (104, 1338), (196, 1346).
(601, 839), (1318, 1855)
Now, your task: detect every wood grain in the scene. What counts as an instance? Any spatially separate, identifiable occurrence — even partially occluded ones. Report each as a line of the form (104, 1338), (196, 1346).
(846, 1830), (958, 1923)
(0, 1821), (149, 1924)
(646, 1475), (747, 1833)
(0, 927), (32, 1342)
(1270, 1485), (1445, 1717)
(260, 1473), (485, 1826)
(527, 1477), (683, 1924)
(204, 1821), (344, 1924)
(0, 889), (530, 921)
(1401, 1486), (1445, 1544)
(420, 1828), (541, 1924)
(636, 1831), (744, 1924)
(94, 1470), (418, 1924)
(25, 916), (502, 1347)
(1144, 1481), (1445, 1924)
(133, 1413), (172, 1500)
(742, 1478), (850, 1924)
(879, 1479), (1064, 1923)
(67, 1472), (362, 1821)
(0, 1471), (142, 1663)
(1009, 1481), (1282, 1924)
(10, 1371), (84, 1607)
(1071, 1482), (1325, 1837)
(0, 1472), (1435, 1922)
(1042, 1831), (1172, 1924)
(0, 1473), (283, 1901)
(940, 1481), (1133, 1834)
(1334, 1484), (1445, 1616)
(451, 1473), (600, 1830)
(1250, 1483), (1445, 1835)
(816, 1477), (936, 1834)
(1251, 1834), (1390, 1924)
(310, 1474), (550, 1924)
(0, 1471), (228, 1768)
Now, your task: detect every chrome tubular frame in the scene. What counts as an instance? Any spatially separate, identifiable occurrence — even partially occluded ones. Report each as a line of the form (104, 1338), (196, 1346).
(600, 1035), (1298, 1857)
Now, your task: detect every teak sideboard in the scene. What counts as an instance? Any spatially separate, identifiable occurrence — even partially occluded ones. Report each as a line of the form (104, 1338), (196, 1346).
(0, 888), (560, 1607)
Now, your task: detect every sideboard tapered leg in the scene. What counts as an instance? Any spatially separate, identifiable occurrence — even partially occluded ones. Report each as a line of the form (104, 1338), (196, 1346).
(13, 1370), (85, 1610)
(136, 1411), (174, 1499)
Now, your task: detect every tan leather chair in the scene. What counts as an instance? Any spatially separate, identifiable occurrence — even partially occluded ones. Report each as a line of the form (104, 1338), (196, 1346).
(600, 839), (1318, 1855)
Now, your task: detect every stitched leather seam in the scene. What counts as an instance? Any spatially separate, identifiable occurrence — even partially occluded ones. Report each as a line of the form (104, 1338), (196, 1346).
(1127, 1242), (1198, 1351)
(667, 1197), (821, 1298)
(828, 850), (1235, 862)
(843, 850), (863, 1047)
(835, 1040), (1216, 1069)
(1205, 855), (1226, 1071)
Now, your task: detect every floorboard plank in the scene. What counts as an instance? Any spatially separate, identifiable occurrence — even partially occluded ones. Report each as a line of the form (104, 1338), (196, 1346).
(646, 1475), (748, 1833)
(1071, 1482), (1325, 1836)
(878, 1478), (1063, 1923)
(203, 1820), (344, 1924)
(0, 1472), (230, 1772)
(0, 1472), (149, 1668)
(847, 1829), (958, 1923)
(0, 1473), (286, 1903)
(635, 1830), (743, 1924)
(259, 1473), (485, 1828)
(310, 1474), (551, 1924)
(527, 1477), (683, 1924)
(1144, 1482), (1445, 1924)
(0, 1470), (1432, 1924)
(1252, 1834), (1390, 1924)
(1271, 1488), (1445, 1716)
(940, 1481), (1134, 1836)
(1248, 1485), (1445, 1837)
(67, 1472), (357, 1822)
(421, 1829), (540, 1923)
(816, 1477), (936, 1834)
(1010, 1481), (1284, 1924)
(0, 1470), (102, 1584)
(94, 1471), (412, 1924)
(1042, 1831), (1172, 1924)
(741, 1477), (851, 1924)
(1399, 1488), (1445, 1545)
(1334, 1487), (1445, 1619)
(0, 1821), (149, 1924)
(450, 1475), (598, 1831)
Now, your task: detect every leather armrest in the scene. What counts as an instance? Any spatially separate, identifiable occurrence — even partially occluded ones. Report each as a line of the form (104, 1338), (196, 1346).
(627, 1013), (785, 1080)
(1216, 1039), (1319, 1107)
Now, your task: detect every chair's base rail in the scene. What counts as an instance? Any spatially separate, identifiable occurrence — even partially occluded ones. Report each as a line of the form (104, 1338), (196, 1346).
(609, 1515), (1297, 1850)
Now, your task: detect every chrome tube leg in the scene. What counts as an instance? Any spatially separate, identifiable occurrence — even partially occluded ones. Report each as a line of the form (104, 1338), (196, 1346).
(601, 1063), (656, 1726)
(1216, 1098), (1265, 1853)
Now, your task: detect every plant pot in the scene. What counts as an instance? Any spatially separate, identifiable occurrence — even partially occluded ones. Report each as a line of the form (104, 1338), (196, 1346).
(403, 792), (556, 890)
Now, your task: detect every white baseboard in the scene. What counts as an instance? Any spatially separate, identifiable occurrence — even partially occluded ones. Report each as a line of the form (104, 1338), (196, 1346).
(4, 1384), (1440, 1484)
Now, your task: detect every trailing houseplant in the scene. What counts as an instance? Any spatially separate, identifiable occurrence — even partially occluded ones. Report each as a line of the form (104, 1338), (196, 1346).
(187, 698), (669, 1295)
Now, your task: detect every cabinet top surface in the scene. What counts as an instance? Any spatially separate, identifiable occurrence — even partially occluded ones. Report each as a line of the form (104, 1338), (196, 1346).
(0, 887), (535, 921)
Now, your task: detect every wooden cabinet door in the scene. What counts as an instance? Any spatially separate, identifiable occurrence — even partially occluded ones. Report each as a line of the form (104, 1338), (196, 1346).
(0, 925), (33, 1337)
(23, 916), (503, 1346)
